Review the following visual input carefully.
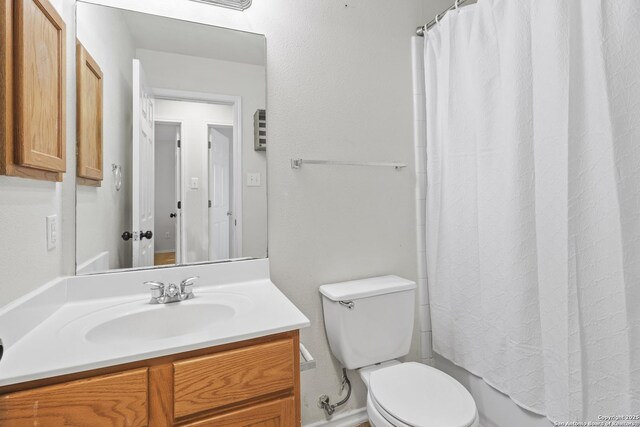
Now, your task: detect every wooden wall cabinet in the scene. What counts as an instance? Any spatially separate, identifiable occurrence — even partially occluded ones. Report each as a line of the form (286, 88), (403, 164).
(0, 0), (66, 182)
(76, 41), (103, 186)
(0, 331), (301, 427)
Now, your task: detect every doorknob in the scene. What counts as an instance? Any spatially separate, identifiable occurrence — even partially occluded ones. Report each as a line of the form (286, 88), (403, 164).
(140, 230), (153, 240)
(170, 213), (177, 218)
(226, 211), (232, 216)
(122, 231), (133, 241)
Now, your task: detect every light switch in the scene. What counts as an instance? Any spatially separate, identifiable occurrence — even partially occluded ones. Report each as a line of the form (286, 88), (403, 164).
(247, 172), (261, 187)
(46, 215), (57, 250)
(190, 177), (199, 189)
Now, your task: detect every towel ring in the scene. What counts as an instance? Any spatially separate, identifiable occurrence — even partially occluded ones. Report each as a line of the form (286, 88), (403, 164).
(112, 164), (122, 191)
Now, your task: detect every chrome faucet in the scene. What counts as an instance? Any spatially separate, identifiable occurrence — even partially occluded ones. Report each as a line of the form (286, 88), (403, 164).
(144, 276), (199, 304)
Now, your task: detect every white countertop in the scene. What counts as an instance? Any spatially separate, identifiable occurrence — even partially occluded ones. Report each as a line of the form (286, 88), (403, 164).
(0, 260), (310, 387)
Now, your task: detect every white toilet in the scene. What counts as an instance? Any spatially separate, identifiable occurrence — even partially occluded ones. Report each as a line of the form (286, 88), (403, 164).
(320, 276), (479, 427)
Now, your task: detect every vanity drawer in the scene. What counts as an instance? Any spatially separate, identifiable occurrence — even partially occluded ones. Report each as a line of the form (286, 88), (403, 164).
(181, 396), (295, 427)
(0, 368), (148, 426)
(173, 338), (295, 419)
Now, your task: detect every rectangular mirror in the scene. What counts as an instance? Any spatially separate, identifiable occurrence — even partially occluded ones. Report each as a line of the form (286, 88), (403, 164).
(75, 2), (267, 275)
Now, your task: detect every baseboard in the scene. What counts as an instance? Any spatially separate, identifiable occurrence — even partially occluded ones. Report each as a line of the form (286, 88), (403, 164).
(303, 408), (368, 427)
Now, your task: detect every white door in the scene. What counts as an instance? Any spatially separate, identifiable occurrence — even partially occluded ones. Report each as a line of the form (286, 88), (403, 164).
(132, 59), (155, 268)
(208, 126), (231, 260)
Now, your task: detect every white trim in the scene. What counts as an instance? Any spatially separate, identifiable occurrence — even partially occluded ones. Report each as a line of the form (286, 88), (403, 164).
(303, 408), (368, 427)
(232, 97), (243, 257)
(153, 88), (239, 105)
(153, 88), (243, 260)
(203, 121), (232, 128)
(154, 118), (185, 264)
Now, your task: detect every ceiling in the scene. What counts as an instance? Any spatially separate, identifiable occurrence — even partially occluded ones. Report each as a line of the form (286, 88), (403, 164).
(121, 9), (265, 66)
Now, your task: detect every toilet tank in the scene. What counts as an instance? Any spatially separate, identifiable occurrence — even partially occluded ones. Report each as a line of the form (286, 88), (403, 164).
(319, 276), (416, 370)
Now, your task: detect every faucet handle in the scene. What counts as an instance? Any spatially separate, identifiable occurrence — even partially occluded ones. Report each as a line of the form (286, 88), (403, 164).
(145, 281), (165, 289)
(144, 281), (165, 299)
(180, 276), (199, 294)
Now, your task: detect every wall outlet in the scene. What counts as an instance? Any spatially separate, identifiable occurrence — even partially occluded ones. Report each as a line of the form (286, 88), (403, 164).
(46, 215), (57, 250)
(247, 172), (261, 187)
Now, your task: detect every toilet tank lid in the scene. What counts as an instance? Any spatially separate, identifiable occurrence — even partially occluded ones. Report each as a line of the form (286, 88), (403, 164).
(319, 275), (416, 301)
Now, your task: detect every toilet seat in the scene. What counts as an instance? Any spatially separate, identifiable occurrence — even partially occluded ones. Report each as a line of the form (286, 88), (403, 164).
(368, 362), (477, 427)
(369, 392), (413, 427)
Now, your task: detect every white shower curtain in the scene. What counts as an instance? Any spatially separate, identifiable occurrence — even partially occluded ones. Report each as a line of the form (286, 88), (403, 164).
(424, 0), (640, 422)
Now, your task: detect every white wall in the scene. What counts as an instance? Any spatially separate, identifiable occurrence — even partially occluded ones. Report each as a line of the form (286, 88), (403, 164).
(154, 123), (178, 253)
(0, 0), (76, 308)
(76, 4), (135, 270)
(136, 49), (267, 258)
(155, 99), (233, 262)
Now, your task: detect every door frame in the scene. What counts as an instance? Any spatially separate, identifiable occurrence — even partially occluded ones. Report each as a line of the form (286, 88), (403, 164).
(153, 119), (185, 265)
(153, 88), (243, 259)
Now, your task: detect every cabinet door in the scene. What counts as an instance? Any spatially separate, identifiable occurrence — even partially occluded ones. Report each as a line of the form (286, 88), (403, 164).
(183, 397), (295, 427)
(0, 368), (149, 426)
(76, 41), (103, 183)
(14, 0), (66, 173)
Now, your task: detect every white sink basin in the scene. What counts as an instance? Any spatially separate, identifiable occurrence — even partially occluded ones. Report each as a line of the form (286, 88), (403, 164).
(86, 302), (235, 344)
(58, 292), (256, 346)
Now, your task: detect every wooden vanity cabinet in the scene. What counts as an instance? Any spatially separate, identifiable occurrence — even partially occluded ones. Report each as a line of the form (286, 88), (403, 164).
(0, 0), (67, 182)
(76, 41), (103, 186)
(0, 331), (301, 427)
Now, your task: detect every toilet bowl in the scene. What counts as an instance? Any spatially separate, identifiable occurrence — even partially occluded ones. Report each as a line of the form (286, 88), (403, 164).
(360, 361), (478, 427)
(319, 276), (479, 427)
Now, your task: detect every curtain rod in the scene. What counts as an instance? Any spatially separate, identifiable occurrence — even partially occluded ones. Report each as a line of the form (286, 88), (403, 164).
(416, 0), (472, 36)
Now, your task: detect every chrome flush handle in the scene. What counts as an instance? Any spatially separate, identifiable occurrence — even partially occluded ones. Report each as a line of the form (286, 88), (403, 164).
(339, 300), (355, 310)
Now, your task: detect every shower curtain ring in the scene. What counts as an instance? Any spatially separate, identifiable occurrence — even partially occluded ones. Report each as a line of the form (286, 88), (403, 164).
(455, 0), (460, 9)
(435, 13), (440, 24)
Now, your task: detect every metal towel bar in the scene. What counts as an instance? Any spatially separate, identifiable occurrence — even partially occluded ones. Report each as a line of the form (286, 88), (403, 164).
(290, 158), (406, 170)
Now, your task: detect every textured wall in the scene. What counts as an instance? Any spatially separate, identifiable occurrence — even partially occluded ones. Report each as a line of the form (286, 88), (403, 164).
(0, 0), (76, 307)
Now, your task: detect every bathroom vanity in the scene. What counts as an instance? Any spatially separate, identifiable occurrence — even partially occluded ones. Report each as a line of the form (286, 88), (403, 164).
(0, 259), (309, 426)
(0, 331), (299, 426)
